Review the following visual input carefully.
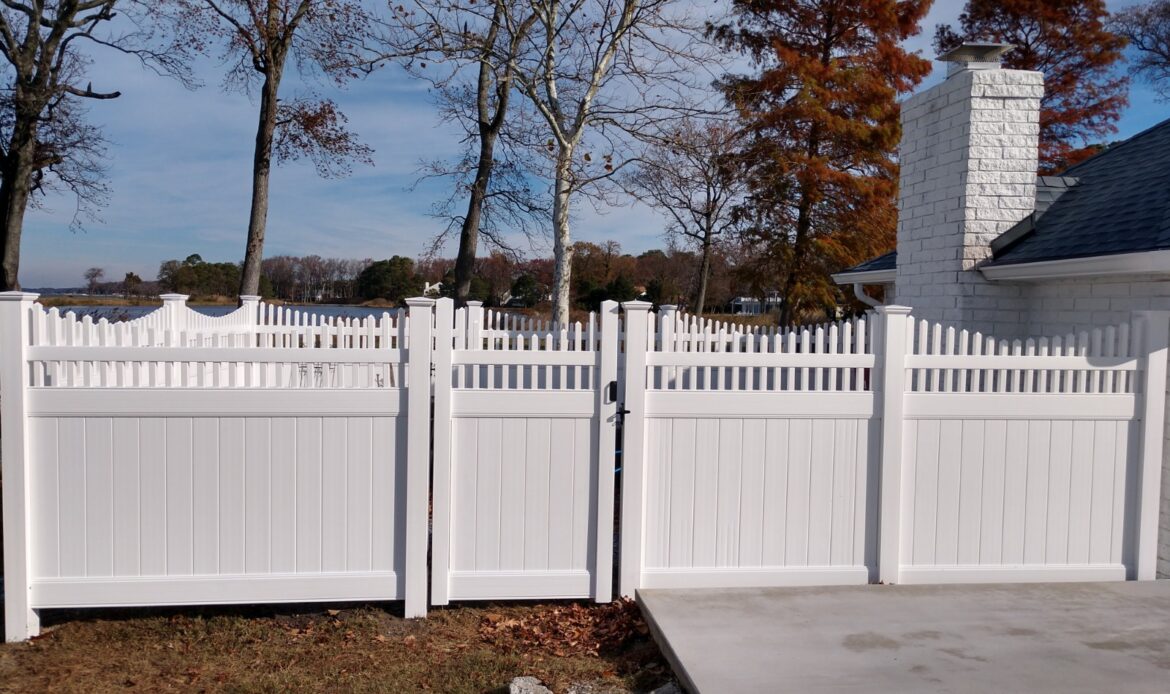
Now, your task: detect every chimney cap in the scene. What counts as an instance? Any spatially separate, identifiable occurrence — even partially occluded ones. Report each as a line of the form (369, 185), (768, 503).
(938, 42), (1014, 64)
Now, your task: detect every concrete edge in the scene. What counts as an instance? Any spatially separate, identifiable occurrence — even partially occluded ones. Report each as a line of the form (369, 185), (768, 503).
(636, 590), (699, 694)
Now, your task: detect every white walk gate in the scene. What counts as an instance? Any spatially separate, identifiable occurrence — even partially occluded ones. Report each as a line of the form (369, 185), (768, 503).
(3, 292), (1168, 642)
(430, 299), (619, 603)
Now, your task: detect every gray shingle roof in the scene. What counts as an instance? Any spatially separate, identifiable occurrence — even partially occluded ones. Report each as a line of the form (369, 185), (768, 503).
(843, 251), (896, 273)
(836, 117), (1170, 277)
(987, 119), (1170, 266)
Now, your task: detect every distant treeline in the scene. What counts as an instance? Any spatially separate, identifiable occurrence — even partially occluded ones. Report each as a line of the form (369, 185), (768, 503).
(81, 241), (759, 311)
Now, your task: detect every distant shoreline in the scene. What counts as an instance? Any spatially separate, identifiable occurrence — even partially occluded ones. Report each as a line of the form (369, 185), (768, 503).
(34, 295), (400, 309)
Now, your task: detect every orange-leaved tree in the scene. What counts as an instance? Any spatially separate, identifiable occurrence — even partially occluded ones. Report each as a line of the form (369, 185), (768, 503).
(710, 0), (931, 325)
(935, 0), (1129, 173)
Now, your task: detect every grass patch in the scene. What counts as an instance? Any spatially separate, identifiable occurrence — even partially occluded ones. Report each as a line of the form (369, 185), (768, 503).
(0, 600), (670, 693)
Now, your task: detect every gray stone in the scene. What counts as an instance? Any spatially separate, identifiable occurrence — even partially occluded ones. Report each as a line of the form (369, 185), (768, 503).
(649, 683), (682, 694)
(509, 676), (553, 694)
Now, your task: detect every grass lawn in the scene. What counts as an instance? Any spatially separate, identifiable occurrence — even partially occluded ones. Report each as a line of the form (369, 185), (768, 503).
(0, 600), (672, 693)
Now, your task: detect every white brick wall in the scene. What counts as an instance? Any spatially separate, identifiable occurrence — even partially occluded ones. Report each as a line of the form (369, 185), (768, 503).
(894, 67), (1043, 334)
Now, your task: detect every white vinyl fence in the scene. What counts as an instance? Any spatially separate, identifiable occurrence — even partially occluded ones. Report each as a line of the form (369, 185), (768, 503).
(3, 293), (1167, 642)
(618, 304), (1169, 594)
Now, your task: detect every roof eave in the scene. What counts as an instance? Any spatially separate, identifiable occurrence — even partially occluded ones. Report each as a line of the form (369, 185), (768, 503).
(831, 268), (897, 285)
(981, 249), (1170, 281)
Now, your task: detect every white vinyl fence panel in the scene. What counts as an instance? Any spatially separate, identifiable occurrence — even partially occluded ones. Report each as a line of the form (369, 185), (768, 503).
(622, 304), (879, 592)
(893, 316), (1158, 584)
(3, 294), (433, 642)
(430, 300), (619, 603)
(5, 291), (1168, 644)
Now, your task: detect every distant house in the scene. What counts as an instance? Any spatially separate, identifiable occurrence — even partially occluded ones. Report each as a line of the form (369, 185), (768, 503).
(423, 281), (443, 298)
(730, 292), (782, 315)
(832, 42), (1170, 575)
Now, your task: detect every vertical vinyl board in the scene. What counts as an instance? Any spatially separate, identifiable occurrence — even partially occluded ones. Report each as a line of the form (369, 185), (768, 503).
(1089, 420), (1118, 564)
(902, 419), (919, 566)
(784, 419), (811, 566)
(1066, 420), (1095, 564)
(1113, 422), (1135, 566)
(644, 419), (665, 568)
(321, 417), (349, 572)
(452, 419), (479, 572)
(111, 418), (140, 576)
(345, 417), (374, 572)
(668, 419), (698, 568)
(1001, 420), (1030, 564)
(370, 417), (399, 574)
(523, 419), (551, 571)
(32, 418), (61, 578)
(807, 419), (835, 566)
(295, 417), (324, 573)
(191, 418), (220, 574)
(139, 418), (168, 576)
(243, 417), (272, 573)
(691, 418), (721, 567)
(84, 418), (114, 577)
(571, 417), (594, 572)
(474, 418), (503, 572)
(546, 418), (575, 570)
(911, 419), (940, 566)
(830, 419), (858, 566)
(716, 418), (744, 567)
(269, 418), (297, 573)
(979, 420), (1008, 565)
(1044, 420), (1074, 565)
(738, 418), (766, 568)
(935, 420), (964, 566)
(499, 418), (527, 571)
(218, 417), (246, 575)
(165, 418), (194, 575)
(956, 420), (985, 566)
(57, 418), (87, 577)
(760, 419), (789, 567)
(1023, 420), (1053, 565)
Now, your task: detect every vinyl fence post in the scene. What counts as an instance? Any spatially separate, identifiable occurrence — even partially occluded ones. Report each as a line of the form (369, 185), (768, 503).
(1, 292), (39, 641)
(430, 298), (454, 605)
(1135, 310), (1170, 580)
(619, 301), (652, 598)
(160, 293), (189, 340)
(465, 300), (483, 350)
(594, 300), (619, 602)
(239, 294), (261, 327)
(404, 297), (435, 617)
(877, 305), (912, 585)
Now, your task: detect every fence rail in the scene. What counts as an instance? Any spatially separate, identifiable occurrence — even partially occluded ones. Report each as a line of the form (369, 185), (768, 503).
(3, 293), (1167, 643)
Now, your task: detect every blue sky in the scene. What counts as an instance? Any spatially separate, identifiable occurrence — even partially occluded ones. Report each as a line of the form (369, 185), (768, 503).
(19, 0), (1166, 288)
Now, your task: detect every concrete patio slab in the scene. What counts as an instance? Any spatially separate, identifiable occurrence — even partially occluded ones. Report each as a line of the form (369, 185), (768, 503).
(638, 581), (1170, 693)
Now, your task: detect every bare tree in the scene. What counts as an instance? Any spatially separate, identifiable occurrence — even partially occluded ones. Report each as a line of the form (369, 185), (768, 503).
(369, 0), (545, 305)
(0, 2), (192, 290)
(84, 266), (105, 294)
(627, 118), (743, 314)
(176, 0), (378, 298)
(1114, 0), (1170, 100)
(505, 0), (716, 324)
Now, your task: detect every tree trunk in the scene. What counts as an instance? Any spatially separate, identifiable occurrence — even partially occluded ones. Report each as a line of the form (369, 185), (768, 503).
(696, 232), (712, 316)
(453, 127), (499, 305)
(0, 111), (39, 291)
(239, 74), (281, 298)
(551, 152), (573, 325)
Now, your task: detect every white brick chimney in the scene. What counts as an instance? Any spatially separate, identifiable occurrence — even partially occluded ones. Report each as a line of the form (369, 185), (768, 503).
(894, 43), (1044, 332)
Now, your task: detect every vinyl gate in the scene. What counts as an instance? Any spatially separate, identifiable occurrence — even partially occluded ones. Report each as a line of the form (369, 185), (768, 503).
(4, 293), (1167, 642)
(430, 300), (619, 603)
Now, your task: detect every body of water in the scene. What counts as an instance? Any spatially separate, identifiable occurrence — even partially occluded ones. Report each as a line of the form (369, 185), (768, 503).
(45, 304), (403, 322)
